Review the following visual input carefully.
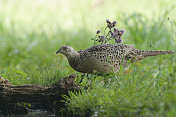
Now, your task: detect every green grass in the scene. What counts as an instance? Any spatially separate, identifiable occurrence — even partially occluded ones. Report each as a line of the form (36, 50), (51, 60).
(65, 56), (176, 117)
(0, 0), (176, 116)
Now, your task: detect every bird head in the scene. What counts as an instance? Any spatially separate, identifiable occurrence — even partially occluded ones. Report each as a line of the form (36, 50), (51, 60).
(56, 45), (76, 57)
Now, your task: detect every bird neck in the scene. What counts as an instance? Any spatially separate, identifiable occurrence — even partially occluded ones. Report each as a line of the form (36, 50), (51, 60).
(66, 51), (80, 66)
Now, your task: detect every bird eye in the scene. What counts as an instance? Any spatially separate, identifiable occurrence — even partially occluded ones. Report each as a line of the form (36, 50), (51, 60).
(63, 47), (68, 51)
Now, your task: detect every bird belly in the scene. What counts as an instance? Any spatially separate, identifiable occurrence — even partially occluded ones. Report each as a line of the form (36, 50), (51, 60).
(91, 61), (119, 73)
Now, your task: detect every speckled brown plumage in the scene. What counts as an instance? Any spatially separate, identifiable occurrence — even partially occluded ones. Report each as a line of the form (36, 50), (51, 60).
(0, 76), (11, 87)
(56, 44), (175, 74)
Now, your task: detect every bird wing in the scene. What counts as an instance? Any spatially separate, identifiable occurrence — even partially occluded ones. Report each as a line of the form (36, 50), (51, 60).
(85, 44), (136, 56)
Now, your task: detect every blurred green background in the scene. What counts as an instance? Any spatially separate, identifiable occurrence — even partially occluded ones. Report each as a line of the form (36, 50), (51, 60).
(0, 0), (175, 85)
(0, 0), (176, 116)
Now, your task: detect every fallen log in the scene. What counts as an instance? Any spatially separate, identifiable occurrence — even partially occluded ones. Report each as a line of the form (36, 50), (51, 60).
(0, 74), (80, 115)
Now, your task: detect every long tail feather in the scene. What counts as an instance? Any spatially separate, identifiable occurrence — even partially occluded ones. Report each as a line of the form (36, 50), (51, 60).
(141, 50), (176, 57)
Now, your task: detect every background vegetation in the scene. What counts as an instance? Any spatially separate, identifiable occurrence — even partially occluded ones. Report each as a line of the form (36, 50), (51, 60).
(0, 0), (176, 116)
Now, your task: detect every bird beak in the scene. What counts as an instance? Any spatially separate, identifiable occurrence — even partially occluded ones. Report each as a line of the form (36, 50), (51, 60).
(56, 50), (60, 54)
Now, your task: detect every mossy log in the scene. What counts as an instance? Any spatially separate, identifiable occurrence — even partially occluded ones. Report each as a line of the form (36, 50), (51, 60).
(0, 74), (80, 115)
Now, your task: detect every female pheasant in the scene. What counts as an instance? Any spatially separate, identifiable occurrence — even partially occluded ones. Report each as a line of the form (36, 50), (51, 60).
(56, 44), (175, 74)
